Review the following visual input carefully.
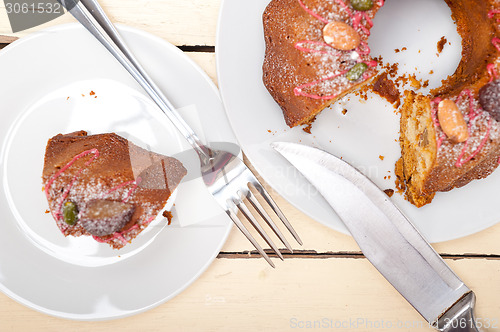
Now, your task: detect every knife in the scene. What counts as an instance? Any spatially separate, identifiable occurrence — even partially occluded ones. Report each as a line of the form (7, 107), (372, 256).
(272, 142), (480, 332)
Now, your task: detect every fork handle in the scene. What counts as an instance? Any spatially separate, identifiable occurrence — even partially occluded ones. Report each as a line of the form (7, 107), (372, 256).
(61, 0), (211, 160)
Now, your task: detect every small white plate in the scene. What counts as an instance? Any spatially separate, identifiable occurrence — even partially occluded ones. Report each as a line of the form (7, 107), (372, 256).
(217, 0), (500, 242)
(0, 24), (234, 320)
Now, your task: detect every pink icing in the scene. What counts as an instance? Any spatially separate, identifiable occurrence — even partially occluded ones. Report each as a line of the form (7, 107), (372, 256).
(294, 71), (348, 99)
(104, 178), (142, 203)
(487, 63), (498, 82)
(453, 90), (492, 167)
(492, 37), (500, 52)
(356, 41), (371, 55)
(294, 40), (341, 55)
(92, 215), (156, 245)
(456, 89), (477, 121)
(456, 118), (493, 168)
(487, 11), (500, 82)
(353, 12), (373, 36)
(45, 148), (100, 224)
(488, 9), (500, 17)
(332, 0), (352, 16)
(297, 0), (329, 24)
(294, 0), (380, 100)
(432, 91), (494, 168)
(488, 9), (500, 20)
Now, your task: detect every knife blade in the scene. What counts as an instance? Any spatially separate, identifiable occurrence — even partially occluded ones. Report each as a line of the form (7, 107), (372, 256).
(272, 142), (480, 332)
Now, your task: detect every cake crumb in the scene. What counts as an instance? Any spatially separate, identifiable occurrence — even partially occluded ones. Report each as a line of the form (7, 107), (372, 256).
(342, 109), (348, 115)
(383, 189), (394, 197)
(372, 73), (400, 107)
(302, 123), (313, 134)
(89, 90), (96, 96)
(394, 158), (406, 194)
(437, 36), (447, 54)
(379, 155), (385, 161)
(409, 74), (421, 89)
(163, 210), (173, 225)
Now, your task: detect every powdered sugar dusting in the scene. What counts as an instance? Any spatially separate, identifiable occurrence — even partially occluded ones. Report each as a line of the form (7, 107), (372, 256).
(432, 92), (500, 169)
(292, 0), (383, 100)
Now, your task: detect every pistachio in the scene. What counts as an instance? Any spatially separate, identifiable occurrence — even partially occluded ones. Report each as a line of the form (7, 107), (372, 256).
(62, 201), (78, 226)
(351, 0), (374, 11)
(437, 99), (469, 143)
(323, 21), (361, 51)
(346, 63), (368, 81)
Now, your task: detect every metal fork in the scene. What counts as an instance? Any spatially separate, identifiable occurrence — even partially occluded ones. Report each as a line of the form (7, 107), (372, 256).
(59, 0), (302, 267)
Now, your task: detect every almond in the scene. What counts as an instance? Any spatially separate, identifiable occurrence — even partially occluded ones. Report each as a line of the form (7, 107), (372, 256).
(437, 99), (469, 143)
(323, 21), (360, 51)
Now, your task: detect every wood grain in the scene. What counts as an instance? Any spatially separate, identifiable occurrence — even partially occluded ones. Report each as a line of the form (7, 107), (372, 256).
(1, 0), (500, 330)
(1, 258), (499, 332)
(0, 0), (220, 46)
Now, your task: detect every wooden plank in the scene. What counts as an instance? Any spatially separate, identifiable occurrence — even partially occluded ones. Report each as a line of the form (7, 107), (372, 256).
(0, 35), (18, 44)
(0, 0), (221, 46)
(0, 35), (17, 49)
(0, 257), (498, 332)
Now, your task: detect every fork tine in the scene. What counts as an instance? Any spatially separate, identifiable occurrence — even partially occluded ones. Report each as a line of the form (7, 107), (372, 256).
(235, 199), (284, 261)
(246, 189), (293, 253)
(251, 181), (303, 246)
(226, 205), (275, 268)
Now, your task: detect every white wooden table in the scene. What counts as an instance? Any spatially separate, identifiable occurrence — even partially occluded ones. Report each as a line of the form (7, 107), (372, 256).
(1, 1), (500, 331)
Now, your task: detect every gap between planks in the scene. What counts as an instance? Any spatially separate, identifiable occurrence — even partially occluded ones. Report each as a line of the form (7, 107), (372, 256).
(0, 38), (214, 53)
(218, 250), (500, 261)
(177, 45), (215, 52)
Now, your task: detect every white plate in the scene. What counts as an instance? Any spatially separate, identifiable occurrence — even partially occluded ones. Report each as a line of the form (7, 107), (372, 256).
(217, 0), (500, 242)
(0, 24), (235, 320)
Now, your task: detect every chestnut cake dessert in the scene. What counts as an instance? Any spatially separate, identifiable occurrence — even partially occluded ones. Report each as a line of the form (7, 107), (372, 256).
(42, 131), (187, 249)
(262, 0), (500, 206)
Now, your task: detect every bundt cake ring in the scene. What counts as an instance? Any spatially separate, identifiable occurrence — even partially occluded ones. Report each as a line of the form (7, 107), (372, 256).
(262, 0), (500, 207)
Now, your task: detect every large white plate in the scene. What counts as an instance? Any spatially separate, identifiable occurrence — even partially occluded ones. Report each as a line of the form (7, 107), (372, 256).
(0, 24), (234, 320)
(216, 0), (500, 242)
